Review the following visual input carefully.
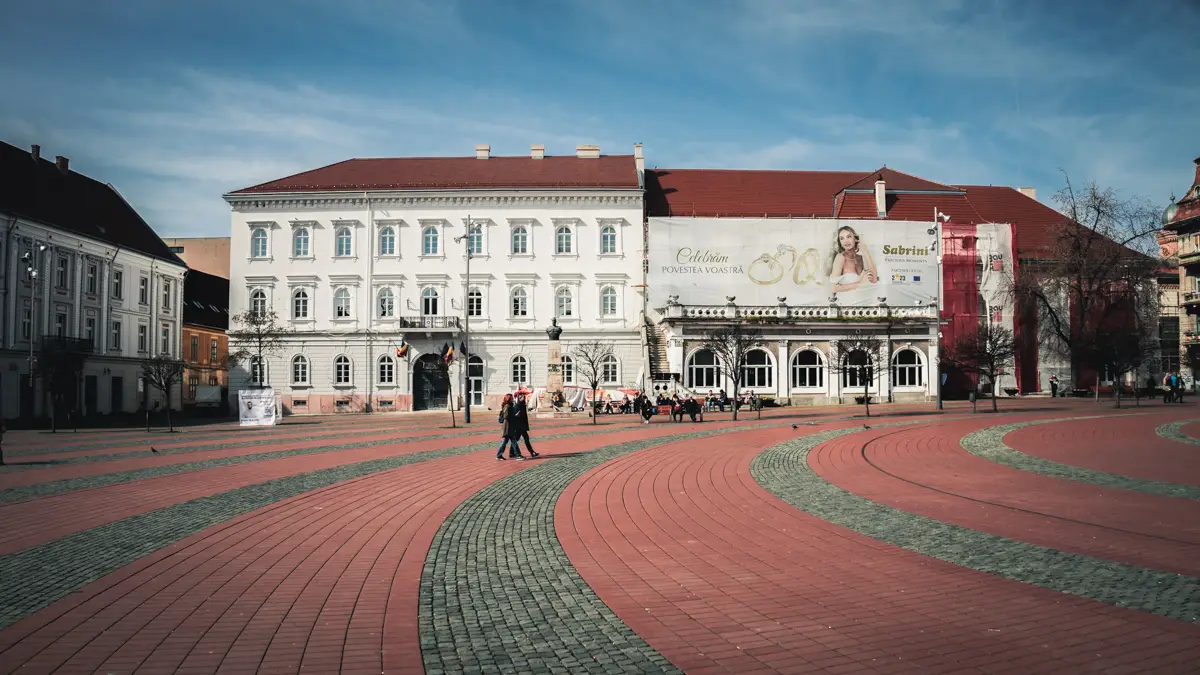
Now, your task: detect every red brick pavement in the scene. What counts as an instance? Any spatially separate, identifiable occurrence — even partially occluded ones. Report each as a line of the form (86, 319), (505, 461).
(0, 424), (701, 675)
(1001, 412), (1200, 485)
(558, 422), (1200, 674)
(809, 415), (1200, 576)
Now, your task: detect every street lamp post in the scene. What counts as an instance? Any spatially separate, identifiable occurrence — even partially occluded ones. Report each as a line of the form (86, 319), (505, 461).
(22, 243), (46, 419)
(453, 218), (473, 424)
(933, 209), (950, 410)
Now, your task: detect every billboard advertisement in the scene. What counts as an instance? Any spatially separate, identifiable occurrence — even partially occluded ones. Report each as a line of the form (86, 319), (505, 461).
(238, 388), (278, 426)
(648, 218), (938, 307)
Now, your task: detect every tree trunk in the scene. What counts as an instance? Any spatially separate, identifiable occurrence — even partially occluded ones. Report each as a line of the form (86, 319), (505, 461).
(593, 386), (598, 424)
(991, 384), (998, 412)
(731, 382), (739, 421)
(166, 386), (174, 432)
(863, 380), (871, 418)
(1114, 382), (1122, 409)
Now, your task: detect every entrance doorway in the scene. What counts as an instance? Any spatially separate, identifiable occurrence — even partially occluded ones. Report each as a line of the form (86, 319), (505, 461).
(412, 353), (449, 411)
(468, 356), (484, 406)
(84, 375), (97, 416)
(111, 376), (124, 413)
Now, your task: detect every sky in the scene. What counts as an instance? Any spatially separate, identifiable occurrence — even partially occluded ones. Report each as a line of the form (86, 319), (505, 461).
(1, 0), (1197, 237)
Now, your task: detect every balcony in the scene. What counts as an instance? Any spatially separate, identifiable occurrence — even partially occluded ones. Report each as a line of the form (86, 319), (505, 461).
(39, 336), (94, 354)
(1184, 330), (1200, 345)
(398, 316), (461, 330)
(1183, 291), (1200, 307)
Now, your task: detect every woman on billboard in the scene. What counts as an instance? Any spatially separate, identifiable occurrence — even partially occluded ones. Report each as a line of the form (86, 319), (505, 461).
(829, 225), (878, 297)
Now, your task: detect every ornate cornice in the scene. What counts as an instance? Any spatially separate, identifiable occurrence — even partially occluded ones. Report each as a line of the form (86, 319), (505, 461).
(227, 192), (643, 211)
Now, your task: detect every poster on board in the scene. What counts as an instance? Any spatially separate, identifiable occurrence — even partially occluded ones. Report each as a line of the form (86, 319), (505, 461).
(239, 388), (278, 426)
(647, 218), (938, 307)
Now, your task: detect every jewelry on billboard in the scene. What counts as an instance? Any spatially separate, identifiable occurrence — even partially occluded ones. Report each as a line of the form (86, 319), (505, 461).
(748, 253), (784, 285)
(792, 247), (823, 285)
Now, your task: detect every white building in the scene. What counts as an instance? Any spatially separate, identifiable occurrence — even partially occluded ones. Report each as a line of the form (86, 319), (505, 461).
(0, 142), (188, 421)
(225, 144), (646, 414)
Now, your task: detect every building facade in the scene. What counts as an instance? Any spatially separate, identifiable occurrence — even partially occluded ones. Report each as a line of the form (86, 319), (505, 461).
(0, 142), (188, 421)
(181, 270), (229, 408)
(225, 144), (645, 414)
(162, 237), (231, 278)
(1164, 157), (1200, 379)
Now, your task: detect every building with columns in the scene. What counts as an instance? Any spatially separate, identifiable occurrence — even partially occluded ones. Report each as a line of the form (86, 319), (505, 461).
(225, 144), (645, 414)
(1164, 156), (1200, 380)
(0, 141), (188, 420)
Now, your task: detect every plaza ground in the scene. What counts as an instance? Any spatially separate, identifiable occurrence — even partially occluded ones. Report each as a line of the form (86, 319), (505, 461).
(0, 399), (1197, 674)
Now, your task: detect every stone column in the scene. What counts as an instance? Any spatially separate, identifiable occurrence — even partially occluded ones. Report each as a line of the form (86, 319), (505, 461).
(73, 253), (84, 337)
(41, 246), (52, 336)
(98, 259), (109, 354)
(4, 229), (17, 349)
(828, 340), (840, 402)
(776, 340), (788, 400)
(545, 318), (564, 410)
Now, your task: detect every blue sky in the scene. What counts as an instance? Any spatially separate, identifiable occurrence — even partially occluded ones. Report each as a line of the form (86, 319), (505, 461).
(2, 0), (1197, 236)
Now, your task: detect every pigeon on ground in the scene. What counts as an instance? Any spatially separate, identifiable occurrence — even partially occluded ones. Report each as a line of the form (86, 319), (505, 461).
(150, 447), (159, 454)
(863, 424), (871, 430)
(792, 424), (798, 430)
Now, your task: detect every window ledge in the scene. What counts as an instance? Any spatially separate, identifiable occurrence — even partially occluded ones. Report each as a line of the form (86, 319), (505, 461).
(508, 253), (533, 259)
(291, 383), (312, 389)
(598, 253), (624, 259)
(331, 317), (355, 323)
(420, 254), (446, 260)
(553, 253), (579, 259)
(509, 316), (534, 322)
(555, 316), (580, 323)
(595, 315), (624, 322)
(290, 255), (315, 261)
(376, 383), (397, 389)
(247, 256), (275, 263)
(333, 383), (355, 389)
(333, 255), (359, 261)
(374, 254), (400, 260)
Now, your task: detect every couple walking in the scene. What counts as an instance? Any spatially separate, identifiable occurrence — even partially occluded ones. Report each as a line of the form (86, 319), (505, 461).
(497, 392), (539, 460)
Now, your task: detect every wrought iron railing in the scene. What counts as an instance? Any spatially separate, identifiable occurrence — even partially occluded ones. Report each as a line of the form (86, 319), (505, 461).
(398, 316), (461, 329)
(39, 336), (94, 353)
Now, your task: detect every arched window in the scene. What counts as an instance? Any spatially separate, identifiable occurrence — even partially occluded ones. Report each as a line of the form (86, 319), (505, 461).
(511, 355), (528, 384)
(511, 287), (528, 317)
(292, 289), (309, 319)
(740, 349), (773, 388)
(335, 228), (352, 257)
(292, 355), (309, 384)
(378, 355), (395, 384)
(334, 355), (351, 384)
(250, 356), (265, 386)
(251, 228), (268, 258)
(334, 288), (352, 318)
(555, 287), (573, 318)
(791, 350), (824, 389)
(600, 225), (617, 254)
(422, 226), (439, 256)
(600, 286), (618, 317)
(377, 288), (395, 318)
(378, 227), (396, 256)
(468, 224), (484, 255)
(468, 355), (485, 406)
(467, 288), (483, 317)
(250, 289), (267, 316)
(292, 228), (309, 257)
(421, 287), (439, 316)
(841, 350), (873, 389)
(891, 349), (924, 387)
(686, 349), (720, 390)
(511, 226), (528, 255)
(561, 355), (575, 384)
(601, 354), (619, 385)
(555, 225), (573, 254)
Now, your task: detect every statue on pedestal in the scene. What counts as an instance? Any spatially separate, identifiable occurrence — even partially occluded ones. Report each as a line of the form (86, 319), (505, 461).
(546, 318), (567, 411)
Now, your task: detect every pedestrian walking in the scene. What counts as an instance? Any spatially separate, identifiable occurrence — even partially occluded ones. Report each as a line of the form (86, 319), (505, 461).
(496, 394), (525, 461)
(512, 392), (539, 457)
(1049, 375), (1058, 399)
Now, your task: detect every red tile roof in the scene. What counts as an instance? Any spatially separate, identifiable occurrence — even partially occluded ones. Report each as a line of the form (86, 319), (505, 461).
(646, 168), (1073, 257)
(230, 155), (640, 194)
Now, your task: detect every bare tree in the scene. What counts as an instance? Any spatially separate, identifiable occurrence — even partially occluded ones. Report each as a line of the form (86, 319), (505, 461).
(141, 355), (185, 432)
(570, 340), (615, 425)
(943, 320), (1021, 412)
(1011, 175), (1162, 392)
(701, 321), (764, 421)
(830, 336), (886, 417)
(1094, 287), (1161, 408)
(228, 309), (289, 388)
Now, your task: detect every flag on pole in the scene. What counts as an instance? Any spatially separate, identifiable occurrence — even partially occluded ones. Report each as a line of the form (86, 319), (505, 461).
(442, 342), (455, 365)
(396, 341), (409, 358)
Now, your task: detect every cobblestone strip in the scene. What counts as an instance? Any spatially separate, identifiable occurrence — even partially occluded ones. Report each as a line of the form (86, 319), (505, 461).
(0, 428), (612, 630)
(961, 417), (1200, 500)
(1156, 419), (1200, 445)
(0, 426), (577, 504)
(752, 428), (1200, 623)
(418, 426), (783, 675)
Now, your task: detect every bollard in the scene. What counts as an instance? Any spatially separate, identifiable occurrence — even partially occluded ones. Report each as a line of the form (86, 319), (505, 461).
(969, 391), (977, 413)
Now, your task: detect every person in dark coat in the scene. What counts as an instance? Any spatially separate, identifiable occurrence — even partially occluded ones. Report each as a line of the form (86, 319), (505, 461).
(512, 392), (539, 457)
(684, 396), (700, 423)
(639, 394), (654, 424)
(496, 394), (525, 460)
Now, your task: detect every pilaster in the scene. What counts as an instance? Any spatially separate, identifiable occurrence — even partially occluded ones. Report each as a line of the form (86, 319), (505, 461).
(776, 340), (788, 399)
(73, 253), (84, 338)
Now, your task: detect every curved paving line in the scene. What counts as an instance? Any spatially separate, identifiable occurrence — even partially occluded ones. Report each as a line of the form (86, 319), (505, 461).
(1156, 419), (1200, 446)
(0, 429), (608, 631)
(961, 416), (1200, 500)
(752, 428), (1200, 624)
(0, 426), (599, 504)
(418, 425), (793, 675)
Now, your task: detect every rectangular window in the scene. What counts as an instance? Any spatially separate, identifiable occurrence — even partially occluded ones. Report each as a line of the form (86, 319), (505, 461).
(191, 334), (199, 360)
(162, 279), (172, 309)
(86, 263), (97, 294)
(139, 277), (149, 304)
(210, 338), (218, 362)
(188, 377), (198, 400)
(112, 270), (123, 299)
(55, 312), (67, 337)
(208, 375), (218, 386)
(161, 324), (171, 355)
(138, 325), (148, 352)
(21, 309), (31, 340)
(56, 256), (68, 288)
(86, 317), (96, 347)
(111, 321), (122, 351)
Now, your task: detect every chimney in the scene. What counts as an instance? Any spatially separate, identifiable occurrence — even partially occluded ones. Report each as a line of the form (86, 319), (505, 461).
(634, 143), (644, 175)
(1193, 156), (1200, 185)
(576, 144), (600, 159)
(531, 144), (545, 159)
(1017, 186), (1037, 201)
(30, 144), (40, 160)
(874, 179), (886, 218)
(475, 144), (490, 159)
(55, 156), (70, 174)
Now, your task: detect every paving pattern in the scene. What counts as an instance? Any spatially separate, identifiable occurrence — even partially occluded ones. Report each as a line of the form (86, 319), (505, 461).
(0, 398), (1198, 674)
